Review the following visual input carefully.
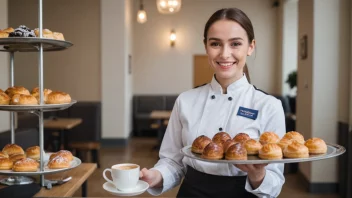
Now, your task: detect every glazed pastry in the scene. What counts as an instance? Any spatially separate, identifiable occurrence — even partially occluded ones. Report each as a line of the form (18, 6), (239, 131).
(283, 140), (309, 158)
(191, 135), (212, 154)
(9, 153), (26, 162)
(5, 86), (30, 98)
(201, 142), (224, 160)
(259, 132), (280, 145)
(2, 27), (14, 33)
(0, 151), (9, 158)
(212, 132), (231, 147)
(10, 94), (38, 105)
(9, 25), (35, 37)
(12, 158), (38, 172)
(0, 92), (10, 105)
(31, 87), (52, 103)
(0, 158), (13, 170)
(0, 31), (9, 38)
(2, 144), (24, 156)
(223, 139), (236, 152)
(48, 156), (70, 169)
(225, 143), (247, 160)
(283, 131), (305, 144)
(259, 143), (283, 160)
(46, 91), (71, 104)
(304, 138), (327, 154)
(244, 139), (262, 155)
(277, 138), (293, 150)
(26, 146), (40, 160)
(49, 150), (73, 162)
(233, 133), (251, 143)
(53, 32), (65, 41)
(34, 28), (54, 39)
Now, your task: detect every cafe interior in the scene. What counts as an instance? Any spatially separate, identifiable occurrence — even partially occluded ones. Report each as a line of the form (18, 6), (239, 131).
(0, 0), (351, 197)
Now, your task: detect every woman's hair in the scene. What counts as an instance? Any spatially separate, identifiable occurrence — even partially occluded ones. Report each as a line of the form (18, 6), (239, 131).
(203, 8), (254, 83)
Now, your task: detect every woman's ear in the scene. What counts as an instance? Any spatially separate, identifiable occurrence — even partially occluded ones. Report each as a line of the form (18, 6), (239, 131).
(247, 39), (256, 56)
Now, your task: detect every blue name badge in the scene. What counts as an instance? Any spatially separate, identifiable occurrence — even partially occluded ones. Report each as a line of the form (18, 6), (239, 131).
(237, 107), (259, 120)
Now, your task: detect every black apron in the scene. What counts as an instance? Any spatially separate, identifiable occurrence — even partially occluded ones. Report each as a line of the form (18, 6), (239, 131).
(177, 166), (258, 198)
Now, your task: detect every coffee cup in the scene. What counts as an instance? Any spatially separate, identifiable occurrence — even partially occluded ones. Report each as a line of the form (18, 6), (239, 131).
(103, 163), (140, 191)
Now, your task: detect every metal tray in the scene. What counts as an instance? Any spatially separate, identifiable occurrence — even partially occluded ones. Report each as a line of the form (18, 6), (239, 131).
(0, 153), (81, 175)
(0, 100), (77, 112)
(181, 143), (345, 164)
(0, 38), (73, 52)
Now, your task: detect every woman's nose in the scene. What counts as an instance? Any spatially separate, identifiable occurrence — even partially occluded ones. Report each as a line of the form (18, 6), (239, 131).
(220, 46), (231, 59)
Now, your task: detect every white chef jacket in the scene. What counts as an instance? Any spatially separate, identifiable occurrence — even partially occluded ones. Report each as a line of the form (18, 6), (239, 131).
(148, 75), (286, 198)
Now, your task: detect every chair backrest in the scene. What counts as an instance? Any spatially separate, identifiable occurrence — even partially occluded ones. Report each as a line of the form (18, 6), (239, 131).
(272, 95), (291, 114)
(165, 95), (178, 110)
(133, 95), (165, 114)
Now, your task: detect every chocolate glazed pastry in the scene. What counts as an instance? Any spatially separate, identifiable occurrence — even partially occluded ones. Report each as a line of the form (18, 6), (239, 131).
(9, 25), (36, 38)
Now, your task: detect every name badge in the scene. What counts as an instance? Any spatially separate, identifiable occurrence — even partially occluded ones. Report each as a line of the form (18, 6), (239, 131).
(237, 107), (258, 120)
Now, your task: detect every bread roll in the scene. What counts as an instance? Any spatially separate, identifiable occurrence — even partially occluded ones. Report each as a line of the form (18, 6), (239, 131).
(48, 156), (70, 169)
(46, 91), (71, 104)
(283, 131), (305, 144)
(2, 144), (24, 156)
(233, 133), (251, 143)
(223, 139), (236, 153)
(26, 146), (40, 160)
(259, 143), (283, 160)
(9, 153), (26, 162)
(0, 31), (9, 38)
(5, 86), (30, 98)
(2, 27), (14, 33)
(191, 135), (212, 154)
(201, 142), (224, 160)
(53, 32), (65, 41)
(0, 158), (13, 170)
(283, 140), (309, 158)
(304, 138), (327, 154)
(0, 151), (9, 158)
(277, 138), (293, 150)
(225, 143), (247, 160)
(34, 28), (54, 39)
(49, 150), (73, 162)
(12, 158), (38, 172)
(212, 132), (231, 147)
(244, 139), (262, 155)
(259, 132), (280, 145)
(31, 87), (52, 103)
(0, 92), (10, 105)
(10, 94), (38, 105)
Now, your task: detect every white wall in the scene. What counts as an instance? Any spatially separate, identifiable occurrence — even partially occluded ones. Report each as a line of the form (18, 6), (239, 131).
(133, 0), (280, 94)
(0, 0), (10, 132)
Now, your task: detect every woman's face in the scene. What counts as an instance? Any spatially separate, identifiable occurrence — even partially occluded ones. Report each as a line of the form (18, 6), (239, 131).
(205, 19), (255, 83)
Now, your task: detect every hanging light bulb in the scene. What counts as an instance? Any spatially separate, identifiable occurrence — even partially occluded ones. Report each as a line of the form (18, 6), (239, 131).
(137, 0), (147, 24)
(170, 29), (176, 47)
(156, 0), (181, 14)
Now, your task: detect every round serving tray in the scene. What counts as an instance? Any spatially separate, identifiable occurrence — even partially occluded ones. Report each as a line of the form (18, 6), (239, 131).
(0, 153), (81, 175)
(0, 38), (73, 52)
(181, 143), (345, 164)
(0, 100), (77, 112)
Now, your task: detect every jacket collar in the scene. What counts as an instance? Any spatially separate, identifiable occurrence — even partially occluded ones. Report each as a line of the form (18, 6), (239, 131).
(210, 74), (249, 94)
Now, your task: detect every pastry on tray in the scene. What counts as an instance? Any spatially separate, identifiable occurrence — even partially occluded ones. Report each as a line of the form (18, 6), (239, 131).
(34, 28), (54, 39)
(259, 131), (280, 145)
(12, 158), (39, 172)
(5, 86), (30, 98)
(26, 146), (40, 161)
(191, 135), (211, 154)
(31, 87), (53, 103)
(225, 143), (247, 160)
(46, 91), (71, 104)
(2, 144), (25, 156)
(258, 143), (283, 160)
(53, 32), (65, 41)
(244, 139), (262, 155)
(304, 138), (327, 154)
(10, 94), (38, 105)
(49, 150), (73, 162)
(201, 142), (224, 160)
(0, 92), (10, 105)
(223, 139), (236, 153)
(0, 158), (13, 170)
(48, 155), (70, 169)
(283, 140), (309, 158)
(282, 131), (305, 144)
(9, 153), (26, 163)
(9, 25), (35, 38)
(233, 133), (251, 143)
(212, 132), (231, 147)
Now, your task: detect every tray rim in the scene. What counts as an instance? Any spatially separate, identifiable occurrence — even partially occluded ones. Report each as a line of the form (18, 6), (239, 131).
(0, 100), (77, 112)
(180, 143), (346, 164)
(0, 37), (73, 52)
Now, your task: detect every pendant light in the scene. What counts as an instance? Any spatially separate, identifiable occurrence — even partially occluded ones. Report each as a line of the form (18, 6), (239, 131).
(137, 0), (147, 24)
(156, 0), (182, 14)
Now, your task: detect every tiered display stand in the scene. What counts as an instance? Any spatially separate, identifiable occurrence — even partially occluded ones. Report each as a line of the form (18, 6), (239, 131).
(0, 0), (80, 187)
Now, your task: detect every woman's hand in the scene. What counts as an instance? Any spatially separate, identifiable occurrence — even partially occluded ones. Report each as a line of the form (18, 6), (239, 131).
(140, 168), (163, 188)
(234, 164), (268, 189)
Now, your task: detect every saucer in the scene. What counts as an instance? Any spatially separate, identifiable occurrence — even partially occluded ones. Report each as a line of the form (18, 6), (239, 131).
(103, 180), (149, 196)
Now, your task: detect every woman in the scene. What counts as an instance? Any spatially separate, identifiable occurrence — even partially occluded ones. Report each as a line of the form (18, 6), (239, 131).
(140, 8), (285, 198)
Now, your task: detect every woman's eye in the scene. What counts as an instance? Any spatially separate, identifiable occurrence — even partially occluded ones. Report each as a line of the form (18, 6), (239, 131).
(231, 42), (241, 47)
(210, 42), (221, 47)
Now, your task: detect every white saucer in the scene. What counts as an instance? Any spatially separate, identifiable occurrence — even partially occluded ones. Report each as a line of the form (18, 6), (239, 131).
(103, 180), (149, 196)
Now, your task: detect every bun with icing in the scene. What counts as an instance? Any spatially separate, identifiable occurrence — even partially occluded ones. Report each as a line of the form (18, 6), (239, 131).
(283, 140), (309, 158)
(233, 133), (251, 143)
(283, 131), (305, 144)
(225, 143), (247, 160)
(2, 144), (24, 156)
(5, 86), (30, 98)
(259, 132), (280, 145)
(0, 92), (10, 105)
(0, 158), (13, 170)
(10, 94), (37, 105)
(259, 143), (283, 160)
(48, 156), (70, 169)
(212, 132), (231, 147)
(191, 135), (212, 154)
(49, 150), (73, 162)
(12, 158), (38, 172)
(304, 138), (327, 154)
(244, 139), (262, 155)
(46, 91), (71, 104)
(201, 142), (224, 160)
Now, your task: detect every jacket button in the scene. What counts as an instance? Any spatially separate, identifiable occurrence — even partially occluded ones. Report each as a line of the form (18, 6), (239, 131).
(228, 97), (233, 101)
(211, 95), (215, 99)
(219, 127), (223, 131)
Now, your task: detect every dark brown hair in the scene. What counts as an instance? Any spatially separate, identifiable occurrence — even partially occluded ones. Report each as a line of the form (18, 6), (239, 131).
(203, 8), (254, 83)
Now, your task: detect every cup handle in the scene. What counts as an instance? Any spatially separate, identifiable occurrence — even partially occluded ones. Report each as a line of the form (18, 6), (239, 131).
(103, 169), (114, 185)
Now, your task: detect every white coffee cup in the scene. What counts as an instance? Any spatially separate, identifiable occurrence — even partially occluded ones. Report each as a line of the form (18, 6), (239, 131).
(103, 163), (140, 191)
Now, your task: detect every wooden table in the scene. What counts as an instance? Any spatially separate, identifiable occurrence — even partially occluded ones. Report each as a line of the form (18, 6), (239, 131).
(44, 118), (83, 151)
(0, 163), (97, 197)
(150, 111), (171, 149)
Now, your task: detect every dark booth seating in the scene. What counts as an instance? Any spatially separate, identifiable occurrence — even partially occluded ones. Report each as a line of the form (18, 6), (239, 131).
(0, 128), (39, 149)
